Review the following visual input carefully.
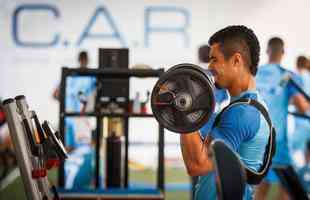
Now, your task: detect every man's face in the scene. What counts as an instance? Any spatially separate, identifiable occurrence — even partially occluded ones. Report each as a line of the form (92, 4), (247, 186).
(208, 43), (236, 89)
(79, 58), (88, 68)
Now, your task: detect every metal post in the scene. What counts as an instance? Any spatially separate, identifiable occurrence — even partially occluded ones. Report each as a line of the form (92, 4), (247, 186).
(124, 116), (129, 188)
(95, 116), (102, 188)
(157, 125), (165, 192)
(2, 98), (41, 200)
(59, 67), (67, 187)
(15, 96), (53, 199)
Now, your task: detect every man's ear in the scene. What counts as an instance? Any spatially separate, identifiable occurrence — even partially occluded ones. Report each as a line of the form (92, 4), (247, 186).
(232, 53), (243, 68)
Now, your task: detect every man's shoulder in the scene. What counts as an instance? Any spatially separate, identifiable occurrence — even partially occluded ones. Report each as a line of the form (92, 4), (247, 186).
(221, 94), (264, 131)
(255, 92), (269, 110)
(212, 100), (261, 150)
(259, 64), (297, 76)
(221, 102), (261, 127)
(232, 91), (266, 109)
(257, 64), (285, 75)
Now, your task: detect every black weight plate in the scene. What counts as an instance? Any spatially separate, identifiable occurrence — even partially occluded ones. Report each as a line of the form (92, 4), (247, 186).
(166, 63), (215, 86)
(151, 64), (215, 133)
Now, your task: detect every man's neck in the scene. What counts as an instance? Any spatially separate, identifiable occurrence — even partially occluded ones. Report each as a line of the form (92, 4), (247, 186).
(268, 57), (282, 65)
(227, 73), (256, 97)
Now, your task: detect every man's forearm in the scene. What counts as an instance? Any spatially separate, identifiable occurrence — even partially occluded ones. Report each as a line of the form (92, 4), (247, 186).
(180, 132), (213, 176)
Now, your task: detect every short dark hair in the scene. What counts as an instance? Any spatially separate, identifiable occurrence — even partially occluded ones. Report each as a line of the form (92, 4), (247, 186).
(78, 51), (88, 61)
(198, 45), (211, 63)
(296, 55), (308, 69)
(267, 37), (284, 55)
(208, 25), (260, 76)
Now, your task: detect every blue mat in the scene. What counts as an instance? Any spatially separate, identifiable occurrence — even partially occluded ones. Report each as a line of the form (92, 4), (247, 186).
(58, 182), (190, 194)
(58, 188), (161, 195)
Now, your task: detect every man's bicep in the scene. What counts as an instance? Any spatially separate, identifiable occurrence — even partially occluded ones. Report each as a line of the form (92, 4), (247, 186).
(180, 131), (214, 176)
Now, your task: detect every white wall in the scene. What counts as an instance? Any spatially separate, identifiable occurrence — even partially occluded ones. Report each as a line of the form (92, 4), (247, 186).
(1, 0), (310, 144)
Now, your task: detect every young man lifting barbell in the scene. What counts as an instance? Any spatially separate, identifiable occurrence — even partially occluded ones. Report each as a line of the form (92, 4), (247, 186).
(180, 25), (271, 200)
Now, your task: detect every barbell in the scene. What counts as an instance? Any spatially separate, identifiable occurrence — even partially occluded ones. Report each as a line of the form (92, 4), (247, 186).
(151, 63), (216, 133)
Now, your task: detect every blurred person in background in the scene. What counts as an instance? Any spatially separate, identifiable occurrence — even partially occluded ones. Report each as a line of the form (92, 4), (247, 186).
(53, 51), (96, 151)
(0, 100), (16, 181)
(255, 38), (310, 200)
(0, 101), (10, 150)
(52, 51), (97, 189)
(289, 56), (310, 168)
(297, 139), (310, 193)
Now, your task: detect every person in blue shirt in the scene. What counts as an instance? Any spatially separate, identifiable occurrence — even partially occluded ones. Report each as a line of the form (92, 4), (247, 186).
(64, 141), (95, 189)
(297, 140), (310, 193)
(53, 51), (97, 149)
(181, 25), (269, 200)
(290, 56), (310, 166)
(53, 51), (97, 189)
(53, 51), (96, 114)
(254, 38), (310, 200)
